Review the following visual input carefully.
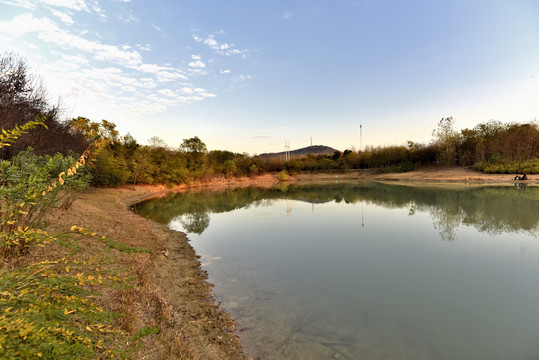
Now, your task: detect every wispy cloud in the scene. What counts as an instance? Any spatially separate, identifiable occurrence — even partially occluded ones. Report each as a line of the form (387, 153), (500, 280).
(136, 43), (151, 51)
(1, 0), (92, 11)
(251, 135), (273, 139)
(188, 60), (206, 68)
(0, 0), (252, 121)
(0, 12), (220, 116)
(192, 32), (252, 58)
(50, 9), (74, 25)
(282, 11), (294, 19)
(252, 127), (288, 134)
(118, 11), (139, 23)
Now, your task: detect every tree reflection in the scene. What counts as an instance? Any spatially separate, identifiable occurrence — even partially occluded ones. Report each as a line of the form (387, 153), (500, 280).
(178, 212), (210, 235)
(430, 206), (464, 242)
(134, 182), (539, 238)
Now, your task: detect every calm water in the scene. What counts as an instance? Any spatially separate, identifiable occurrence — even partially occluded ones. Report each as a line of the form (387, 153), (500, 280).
(135, 182), (539, 360)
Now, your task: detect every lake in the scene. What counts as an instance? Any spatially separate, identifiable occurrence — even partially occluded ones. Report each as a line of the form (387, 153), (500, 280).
(134, 181), (539, 359)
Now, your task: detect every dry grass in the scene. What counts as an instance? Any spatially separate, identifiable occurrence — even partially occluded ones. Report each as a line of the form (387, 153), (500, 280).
(38, 186), (250, 360)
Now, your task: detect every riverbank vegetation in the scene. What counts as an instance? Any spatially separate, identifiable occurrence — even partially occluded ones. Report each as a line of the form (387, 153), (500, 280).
(2, 53), (538, 189)
(55, 116), (539, 186)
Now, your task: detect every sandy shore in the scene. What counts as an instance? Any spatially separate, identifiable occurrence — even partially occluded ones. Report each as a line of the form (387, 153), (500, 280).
(44, 168), (536, 359)
(293, 167), (538, 184)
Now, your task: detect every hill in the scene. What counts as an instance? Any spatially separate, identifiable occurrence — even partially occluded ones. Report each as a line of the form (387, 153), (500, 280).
(255, 145), (337, 160)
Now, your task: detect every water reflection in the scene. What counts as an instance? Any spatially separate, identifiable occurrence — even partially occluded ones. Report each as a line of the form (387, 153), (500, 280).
(134, 181), (539, 359)
(134, 182), (539, 239)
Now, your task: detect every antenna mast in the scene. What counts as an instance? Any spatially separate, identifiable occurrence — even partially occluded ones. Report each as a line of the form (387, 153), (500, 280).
(360, 124), (363, 152)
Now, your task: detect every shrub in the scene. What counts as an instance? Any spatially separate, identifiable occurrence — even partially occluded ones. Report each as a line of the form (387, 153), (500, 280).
(277, 170), (289, 181)
(0, 263), (119, 359)
(91, 149), (130, 187)
(0, 118), (132, 359)
(474, 159), (539, 174)
(248, 163), (258, 175)
(0, 150), (91, 257)
(223, 160), (236, 178)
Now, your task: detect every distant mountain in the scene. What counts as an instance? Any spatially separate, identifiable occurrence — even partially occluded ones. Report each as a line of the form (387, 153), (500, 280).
(255, 145), (337, 160)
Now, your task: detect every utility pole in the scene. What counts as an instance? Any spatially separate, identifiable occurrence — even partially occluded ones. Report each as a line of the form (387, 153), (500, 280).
(360, 124), (363, 152)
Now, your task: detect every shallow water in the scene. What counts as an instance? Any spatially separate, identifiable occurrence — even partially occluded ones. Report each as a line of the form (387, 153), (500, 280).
(135, 182), (539, 359)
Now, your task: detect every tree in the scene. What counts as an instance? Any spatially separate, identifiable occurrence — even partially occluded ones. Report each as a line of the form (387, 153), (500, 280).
(222, 160), (236, 178)
(180, 136), (207, 154)
(0, 52), (87, 158)
(148, 136), (168, 149)
(432, 117), (460, 166)
(180, 136), (208, 174)
(130, 147), (156, 185)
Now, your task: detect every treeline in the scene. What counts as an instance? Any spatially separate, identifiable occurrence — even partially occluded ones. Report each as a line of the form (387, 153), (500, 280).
(93, 135), (261, 186)
(254, 117), (538, 175)
(1, 52), (539, 190)
(92, 116), (539, 186)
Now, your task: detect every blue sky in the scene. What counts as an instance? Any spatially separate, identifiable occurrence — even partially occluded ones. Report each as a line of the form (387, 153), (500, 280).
(1, 0), (538, 154)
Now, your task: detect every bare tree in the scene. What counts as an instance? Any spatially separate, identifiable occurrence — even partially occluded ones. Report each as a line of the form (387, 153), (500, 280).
(0, 52), (87, 158)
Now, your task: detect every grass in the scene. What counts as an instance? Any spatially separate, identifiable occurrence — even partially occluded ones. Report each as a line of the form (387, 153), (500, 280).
(0, 261), (123, 359)
(474, 158), (539, 174)
(0, 187), (171, 360)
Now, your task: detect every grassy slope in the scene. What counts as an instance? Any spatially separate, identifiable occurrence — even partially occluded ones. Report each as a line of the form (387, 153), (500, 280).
(40, 186), (249, 360)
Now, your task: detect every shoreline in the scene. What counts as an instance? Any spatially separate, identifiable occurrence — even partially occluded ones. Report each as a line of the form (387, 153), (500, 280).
(292, 167), (538, 184)
(46, 168), (536, 359)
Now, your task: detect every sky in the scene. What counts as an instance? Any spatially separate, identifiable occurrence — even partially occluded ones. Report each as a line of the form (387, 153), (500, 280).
(1, 0), (538, 154)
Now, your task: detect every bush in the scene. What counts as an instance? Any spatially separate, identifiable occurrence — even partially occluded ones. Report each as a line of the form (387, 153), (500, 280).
(223, 160), (236, 178)
(248, 163), (258, 175)
(277, 170), (289, 181)
(0, 263), (118, 359)
(0, 149), (91, 252)
(91, 149), (130, 187)
(377, 161), (416, 174)
(474, 159), (539, 174)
